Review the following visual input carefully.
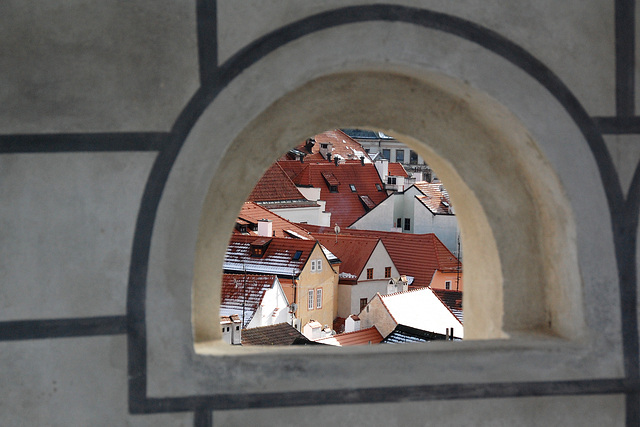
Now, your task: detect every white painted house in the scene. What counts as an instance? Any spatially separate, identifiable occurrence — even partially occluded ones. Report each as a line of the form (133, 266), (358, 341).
(350, 181), (460, 256)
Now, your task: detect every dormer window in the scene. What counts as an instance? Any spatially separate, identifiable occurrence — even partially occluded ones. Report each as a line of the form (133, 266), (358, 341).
(250, 238), (271, 257)
(349, 184), (357, 192)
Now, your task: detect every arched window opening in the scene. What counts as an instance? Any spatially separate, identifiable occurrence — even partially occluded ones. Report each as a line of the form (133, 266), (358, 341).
(193, 71), (585, 353)
(220, 129), (464, 347)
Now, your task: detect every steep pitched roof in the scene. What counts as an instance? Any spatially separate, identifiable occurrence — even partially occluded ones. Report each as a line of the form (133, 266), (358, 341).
(413, 181), (454, 215)
(220, 274), (278, 327)
(302, 226), (460, 287)
(432, 289), (464, 323)
(224, 235), (318, 277)
(387, 162), (409, 178)
(248, 162), (317, 208)
(278, 159), (388, 227)
(241, 322), (319, 346)
(233, 202), (313, 239)
(378, 288), (463, 338)
(314, 326), (383, 346)
(313, 234), (381, 282)
(289, 130), (373, 163)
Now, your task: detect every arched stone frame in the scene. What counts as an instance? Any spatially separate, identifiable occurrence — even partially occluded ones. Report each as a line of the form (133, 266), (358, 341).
(193, 70), (584, 345)
(140, 15), (621, 401)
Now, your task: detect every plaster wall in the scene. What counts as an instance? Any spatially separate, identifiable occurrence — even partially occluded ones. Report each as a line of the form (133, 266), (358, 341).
(1, 1), (637, 426)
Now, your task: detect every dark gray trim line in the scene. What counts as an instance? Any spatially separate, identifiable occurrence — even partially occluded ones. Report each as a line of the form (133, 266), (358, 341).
(0, 316), (127, 341)
(616, 0), (636, 116)
(136, 378), (636, 414)
(194, 408), (213, 427)
(124, 5), (639, 423)
(197, 0), (218, 84)
(0, 132), (169, 153)
(594, 116), (640, 134)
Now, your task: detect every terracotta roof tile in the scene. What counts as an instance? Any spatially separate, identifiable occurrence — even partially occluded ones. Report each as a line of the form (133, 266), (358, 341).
(220, 274), (277, 327)
(302, 226), (460, 288)
(224, 235), (317, 277)
(432, 289), (464, 323)
(248, 162), (315, 206)
(289, 130), (373, 163)
(314, 326), (383, 346)
(279, 160), (388, 227)
(413, 182), (454, 215)
(233, 202), (313, 239)
(313, 234), (380, 281)
(387, 163), (409, 177)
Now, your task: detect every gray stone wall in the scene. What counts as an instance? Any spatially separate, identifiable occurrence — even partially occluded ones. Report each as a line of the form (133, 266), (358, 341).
(1, 1), (638, 426)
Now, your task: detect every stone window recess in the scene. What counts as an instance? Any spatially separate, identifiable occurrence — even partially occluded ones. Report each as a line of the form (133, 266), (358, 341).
(404, 218), (411, 231)
(382, 149), (390, 160)
(395, 149), (404, 163)
(367, 268), (373, 279)
(385, 267), (391, 278)
(360, 298), (368, 312)
(445, 281), (451, 290)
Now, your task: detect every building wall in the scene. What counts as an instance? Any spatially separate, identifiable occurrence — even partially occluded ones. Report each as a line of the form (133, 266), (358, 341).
(295, 245), (338, 328)
(1, 1), (637, 426)
(358, 295), (397, 338)
(431, 270), (464, 292)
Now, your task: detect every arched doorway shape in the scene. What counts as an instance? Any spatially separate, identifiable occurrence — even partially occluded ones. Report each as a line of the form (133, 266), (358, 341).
(193, 70), (584, 346)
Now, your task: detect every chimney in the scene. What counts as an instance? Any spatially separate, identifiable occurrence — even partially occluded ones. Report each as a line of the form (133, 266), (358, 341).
(257, 219), (272, 237)
(360, 156), (365, 166)
(327, 153), (331, 161)
(334, 156), (338, 166)
(305, 138), (315, 153)
(319, 142), (332, 160)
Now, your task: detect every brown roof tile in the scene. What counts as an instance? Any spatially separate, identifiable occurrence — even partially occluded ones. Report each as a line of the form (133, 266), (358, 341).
(315, 326), (383, 346)
(241, 322), (314, 346)
(234, 202), (313, 239)
(413, 182), (454, 215)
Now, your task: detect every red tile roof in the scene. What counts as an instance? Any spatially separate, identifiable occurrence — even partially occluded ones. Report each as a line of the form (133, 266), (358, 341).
(233, 202), (313, 239)
(313, 234), (380, 282)
(288, 130), (373, 163)
(413, 182), (454, 215)
(387, 162), (409, 177)
(248, 162), (317, 207)
(315, 326), (383, 346)
(220, 274), (277, 327)
(278, 159), (388, 227)
(432, 289), (464, 323)
(225, 235), (318, 277)
(302, 226), (460, 288)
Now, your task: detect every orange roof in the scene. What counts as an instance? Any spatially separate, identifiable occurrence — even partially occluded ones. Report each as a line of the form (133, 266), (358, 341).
(314, 234), (380, 281)
(387, 163), (409, 177)
(288, 130), (373, 163)
(278, 159), (388, 227)
(315, 326), (383, 346)
(413, 182), (454, 215)
(248, 162), (316, 207)
(220, 274), (277, 327)
(303, 226), (460, 288)
(225, 234), (318, 277)
(233, 202), (313, 239)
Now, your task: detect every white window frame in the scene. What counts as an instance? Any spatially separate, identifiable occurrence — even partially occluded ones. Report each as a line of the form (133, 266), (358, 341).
(317, 259), (322, 272)
(310, 260), (316, 272)
(445, 280), (451, 290)
(308, 289), (314, 310)
(316, 288), (322, 309)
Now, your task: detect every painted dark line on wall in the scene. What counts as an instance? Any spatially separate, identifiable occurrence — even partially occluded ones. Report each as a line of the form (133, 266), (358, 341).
(594, 116), (640, 134)
(0, 316), (127, 341)
(615, 0), (636, 116)
(0, 132), (168, 153)
(135, 377), (636, 413)
(194, 408), (213, 427)
(125, 3), (638, 419)
(197, 0), (218, 84)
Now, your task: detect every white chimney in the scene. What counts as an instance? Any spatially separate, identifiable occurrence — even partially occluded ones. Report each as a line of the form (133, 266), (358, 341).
(257, 219), (273, 237)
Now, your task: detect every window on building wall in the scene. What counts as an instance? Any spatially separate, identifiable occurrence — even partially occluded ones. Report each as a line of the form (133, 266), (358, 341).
(382, 149), (390, 160)
(404, 218), (411, 231)
(395, 149), (404, 163)
(317, 259), (322, 271)
(308, 289), (314, 310)
(387, 177), (396, 185)
(316, 288), (322, 309)
(385, 267), (391, 278)
(396, 218), (402, 228)
(410, 150), (418, 164)
(310, 260), (316, 272)
(367, 268), (373, 279)
(445, 281), (451, 290)
(360, 298), (368, 312)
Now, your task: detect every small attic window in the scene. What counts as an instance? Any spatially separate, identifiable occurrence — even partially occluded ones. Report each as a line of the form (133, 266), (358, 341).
(375, 183), (382, 191)
(250, 238), (272, 257)
(293, 250), (302, 260)
(349, 184), (357, 192)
